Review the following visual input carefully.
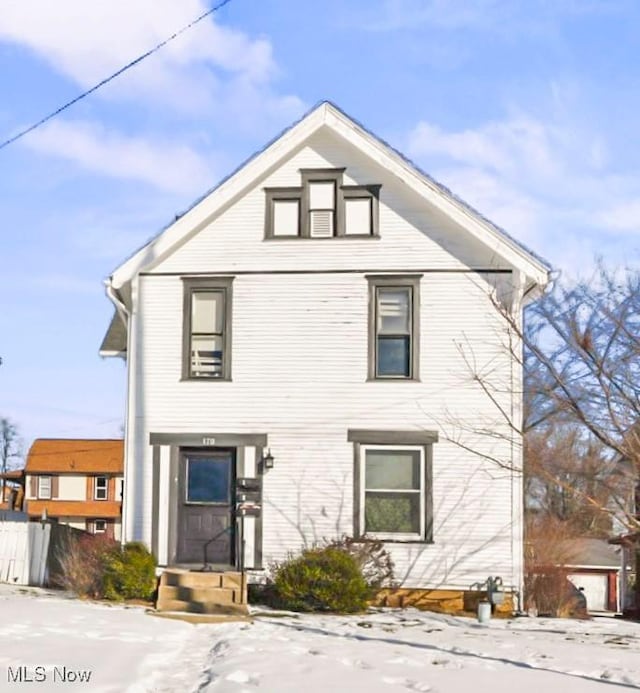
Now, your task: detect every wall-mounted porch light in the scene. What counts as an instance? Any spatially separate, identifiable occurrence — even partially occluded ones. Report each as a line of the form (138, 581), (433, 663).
(261, 449), (275, 470)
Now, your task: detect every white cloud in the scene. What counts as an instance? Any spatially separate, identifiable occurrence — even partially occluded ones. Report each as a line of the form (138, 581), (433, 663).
(26, 119), (215, 194)
(406, 111), (640, 270)
(596, 201), (640, 233)
(0, 1), (303, 124)
(0, 1), (273, 86)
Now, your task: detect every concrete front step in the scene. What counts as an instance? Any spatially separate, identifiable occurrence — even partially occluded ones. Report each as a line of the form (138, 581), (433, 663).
(149, 610), (252, 624)
(158, 585), (239, 606)
(155, 597), (248, 615)
(156, 569), (248, 615)
(160, 569), (243, 591)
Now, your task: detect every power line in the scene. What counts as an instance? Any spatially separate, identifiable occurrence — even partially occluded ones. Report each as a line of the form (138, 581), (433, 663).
(0, 0), (233, 151)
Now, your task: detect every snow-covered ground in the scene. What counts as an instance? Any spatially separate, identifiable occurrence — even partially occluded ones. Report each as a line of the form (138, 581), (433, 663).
(0, 585), (638, 692)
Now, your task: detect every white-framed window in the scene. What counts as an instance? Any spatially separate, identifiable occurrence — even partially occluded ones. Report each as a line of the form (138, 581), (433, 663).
(93, 519), (107, 534)
(94, 476), (108, 500)
(360, 445), (426, 541)
(38, 476), (52, 500)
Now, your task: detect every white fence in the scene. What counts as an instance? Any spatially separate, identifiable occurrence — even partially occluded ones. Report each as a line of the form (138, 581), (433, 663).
(0, 521), (51, 586)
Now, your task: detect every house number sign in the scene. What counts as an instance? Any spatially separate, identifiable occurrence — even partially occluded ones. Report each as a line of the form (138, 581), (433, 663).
(201, 437), (216, 445)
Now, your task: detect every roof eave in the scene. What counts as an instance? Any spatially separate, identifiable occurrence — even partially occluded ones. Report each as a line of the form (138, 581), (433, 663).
(109, 100), (551, 289)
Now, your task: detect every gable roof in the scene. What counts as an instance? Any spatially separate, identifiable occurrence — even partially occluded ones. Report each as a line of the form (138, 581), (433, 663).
(25, 439), (124, 474)
(108, 101), (550, 293)
(559, 538), (622, 569)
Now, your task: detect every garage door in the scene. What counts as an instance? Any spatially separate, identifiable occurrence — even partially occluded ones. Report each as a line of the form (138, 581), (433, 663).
(567, 573), (608, 611)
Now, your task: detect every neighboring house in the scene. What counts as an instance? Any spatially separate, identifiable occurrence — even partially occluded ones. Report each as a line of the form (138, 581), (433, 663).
(562, 538), (626, 612)
(24, 439), (124, 539)
(101, 102), (550, 607)
(0, 469), (25, 512)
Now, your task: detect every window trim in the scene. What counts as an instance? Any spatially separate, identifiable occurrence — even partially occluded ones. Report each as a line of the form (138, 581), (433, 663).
(301, 169), (344, 238)
(181, 276), (234, 381)
(94, 475), (108, 501)
(38, 476), (52, 500)
(342, 184), (381, 238)
(361, 444), (425, 541)
(263, 169), (380, 240)
(367, 275), (421, 381)
(93, 519), (107, 534)
(264, 187), (302, 239)
(350, 430), (435, 543)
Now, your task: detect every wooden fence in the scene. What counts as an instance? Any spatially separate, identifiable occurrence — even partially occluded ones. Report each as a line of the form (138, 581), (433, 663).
(0, 520), (50, 586)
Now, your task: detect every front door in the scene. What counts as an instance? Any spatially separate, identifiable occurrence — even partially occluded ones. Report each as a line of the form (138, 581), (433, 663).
(176, 449), (235, 566)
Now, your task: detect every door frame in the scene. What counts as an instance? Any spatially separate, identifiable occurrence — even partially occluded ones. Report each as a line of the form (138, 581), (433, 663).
(172, 446), (237, 568)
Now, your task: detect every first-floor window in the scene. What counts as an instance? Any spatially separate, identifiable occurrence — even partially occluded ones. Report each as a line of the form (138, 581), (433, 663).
(38, 476), (51, 499)
(361, 446), (425, 540)
(350, 429), (436, 542)
(93, 519), (107, 534)
(94, 476), (108, 500)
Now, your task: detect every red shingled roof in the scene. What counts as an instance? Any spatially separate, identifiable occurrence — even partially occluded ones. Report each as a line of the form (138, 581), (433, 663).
(25, 439), (123, 474)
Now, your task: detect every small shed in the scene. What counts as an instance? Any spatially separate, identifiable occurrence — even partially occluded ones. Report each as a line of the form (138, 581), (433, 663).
(562, 538), (623, 612)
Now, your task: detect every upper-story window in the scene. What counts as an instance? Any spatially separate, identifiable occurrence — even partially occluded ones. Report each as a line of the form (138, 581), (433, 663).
(94, 476), (108, 500)
(182, 277), (234, 381)
(367, 275), (421, 381)
(264, 168), (380, 239)
(38, 476), (52, 500)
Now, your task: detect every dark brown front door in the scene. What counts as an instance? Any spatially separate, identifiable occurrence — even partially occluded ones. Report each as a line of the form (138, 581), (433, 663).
(176, 449), (235, 566)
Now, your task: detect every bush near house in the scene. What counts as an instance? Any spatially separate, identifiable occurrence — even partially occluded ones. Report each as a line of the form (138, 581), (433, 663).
(53, 533), (119, 598)
(254, 538), (394, 613)
(269, 545), (370, 613)
(102, 542), (156, 601)
(54, 534), (156, 601)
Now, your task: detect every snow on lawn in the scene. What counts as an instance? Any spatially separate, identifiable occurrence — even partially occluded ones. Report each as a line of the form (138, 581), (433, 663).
(1, 584), (639, 692)
(177, 609), (640, 693)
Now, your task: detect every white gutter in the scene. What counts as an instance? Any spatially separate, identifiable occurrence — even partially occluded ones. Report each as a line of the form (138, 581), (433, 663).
(104, 277), (132, 547)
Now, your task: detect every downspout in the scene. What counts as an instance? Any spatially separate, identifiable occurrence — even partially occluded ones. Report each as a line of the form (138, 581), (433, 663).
(104, 278), (131, 547)
(515, 277), (550, 613)
(105, 279), (129, 329)
(511, 272), (525, 613)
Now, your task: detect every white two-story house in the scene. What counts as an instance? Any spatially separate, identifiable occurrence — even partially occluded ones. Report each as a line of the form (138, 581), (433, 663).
(101, 102), (549, 609)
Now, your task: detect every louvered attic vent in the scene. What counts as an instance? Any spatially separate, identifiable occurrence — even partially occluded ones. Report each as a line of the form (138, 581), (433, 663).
(310, 210), (334, 237)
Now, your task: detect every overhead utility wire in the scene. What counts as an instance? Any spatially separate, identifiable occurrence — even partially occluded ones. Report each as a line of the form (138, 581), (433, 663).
(0, 0), (233, 151)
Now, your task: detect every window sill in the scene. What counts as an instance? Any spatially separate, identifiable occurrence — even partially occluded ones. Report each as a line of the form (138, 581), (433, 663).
(180, 377), (233, 383)
(263, 235), (380, 241)
(358, 536), (434, 545)
(366, 377), (421, 383)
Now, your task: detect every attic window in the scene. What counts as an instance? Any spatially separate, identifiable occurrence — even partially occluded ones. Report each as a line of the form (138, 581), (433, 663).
(308, 181), (336, 237)
(264, 169), (380, 239)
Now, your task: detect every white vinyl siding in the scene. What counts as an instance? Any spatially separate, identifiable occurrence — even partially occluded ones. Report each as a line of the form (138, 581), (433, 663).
(123, 127), (524, 592)
(130, 269), (518, 589)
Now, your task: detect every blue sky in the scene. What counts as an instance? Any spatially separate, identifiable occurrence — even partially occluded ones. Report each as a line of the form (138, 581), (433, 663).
(1, 0), (639, 456)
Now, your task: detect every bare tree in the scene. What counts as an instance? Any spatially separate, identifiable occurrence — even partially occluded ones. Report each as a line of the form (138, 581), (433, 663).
(522, 265), (640, 533)
(0, 418), (22, 504)
(436, 264), (640, 613)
